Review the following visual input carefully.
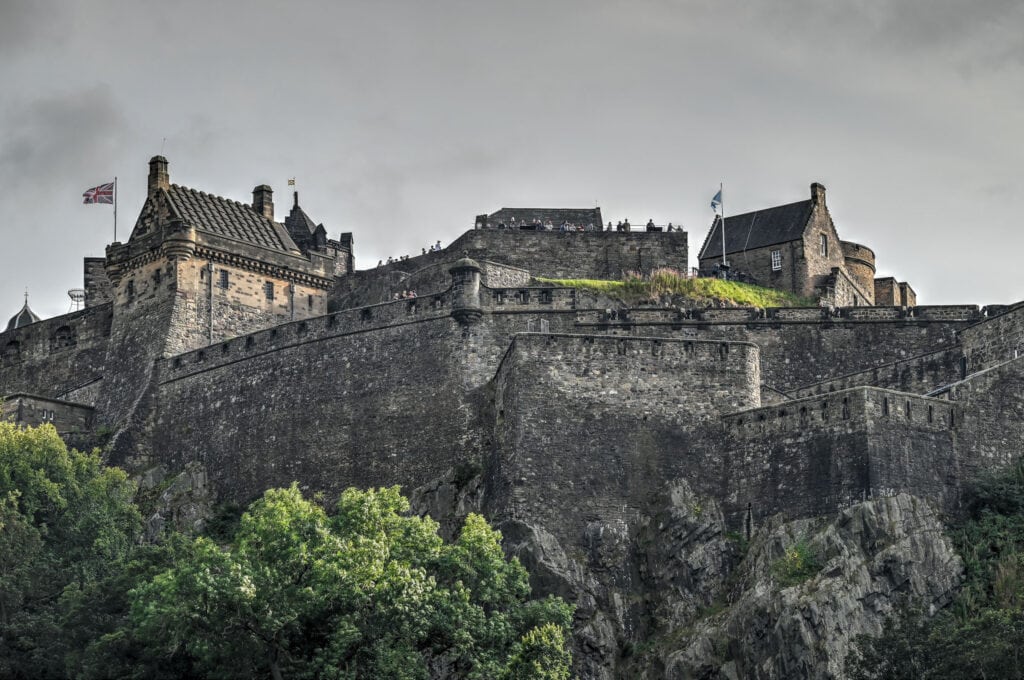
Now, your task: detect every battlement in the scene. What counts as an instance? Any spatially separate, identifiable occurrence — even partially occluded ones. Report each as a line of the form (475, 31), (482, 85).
(162, 290), (456, 381)
(722, 386), (957, 437)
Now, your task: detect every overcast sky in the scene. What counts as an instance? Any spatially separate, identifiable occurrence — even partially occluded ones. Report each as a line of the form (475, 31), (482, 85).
(2, 0), (1022, 320)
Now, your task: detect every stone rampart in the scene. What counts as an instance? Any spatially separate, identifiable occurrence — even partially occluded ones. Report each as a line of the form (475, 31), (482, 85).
(488, 334), (759, 542)
(960, 302), (1024, 372)
(154, 312), (484, 504)
(943, 355), (1024, 476)
(721, 387), (958, 527)
(330, 229), (688, 310)
(788, 347), (963, 398)
(576, 310), (974, 391)
(0, 304), (112, 402)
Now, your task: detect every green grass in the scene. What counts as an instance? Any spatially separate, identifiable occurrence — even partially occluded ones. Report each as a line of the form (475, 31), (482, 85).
(535, 268), (815, 307)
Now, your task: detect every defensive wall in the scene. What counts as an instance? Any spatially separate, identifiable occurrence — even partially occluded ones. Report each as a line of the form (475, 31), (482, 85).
(0, 303), (112, 401)
(330, 230), (688, 309)
(959, 302), (1024, 372)
(787, 347), (964, 399)
(940, 355), (1024, 476)
(488, 334), (760, 544)
(719, 387), (959, 527)
(575, 305), (979, 391)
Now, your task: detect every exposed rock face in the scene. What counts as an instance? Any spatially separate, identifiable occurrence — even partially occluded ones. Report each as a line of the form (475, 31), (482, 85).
(657, 493), (962, 680)
(137, 462), (214, 540)
(455, 475), (962, 679)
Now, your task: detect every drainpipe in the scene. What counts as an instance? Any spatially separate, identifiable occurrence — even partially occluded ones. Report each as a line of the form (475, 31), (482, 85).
(207, 263), (214, 345)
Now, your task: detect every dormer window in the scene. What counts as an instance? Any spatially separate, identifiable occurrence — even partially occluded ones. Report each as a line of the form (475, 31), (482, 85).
(820, 234), (828, 258)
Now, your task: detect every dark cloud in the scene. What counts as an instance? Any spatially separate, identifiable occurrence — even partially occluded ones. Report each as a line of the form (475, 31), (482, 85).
(0, 86), (130, 188)
(0, 0), (70, 56)
(0, 0), (1021, 315)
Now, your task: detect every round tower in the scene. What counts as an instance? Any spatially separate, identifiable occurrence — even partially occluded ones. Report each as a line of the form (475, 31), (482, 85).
(449, 255), (482, 325)
(840, 241), (876, 302)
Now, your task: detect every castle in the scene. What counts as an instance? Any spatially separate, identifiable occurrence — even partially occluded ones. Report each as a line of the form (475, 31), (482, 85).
(3, 157), (1023, 677)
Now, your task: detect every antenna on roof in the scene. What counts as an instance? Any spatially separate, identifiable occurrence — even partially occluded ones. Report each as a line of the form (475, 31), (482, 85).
(68, 289), (86, 312)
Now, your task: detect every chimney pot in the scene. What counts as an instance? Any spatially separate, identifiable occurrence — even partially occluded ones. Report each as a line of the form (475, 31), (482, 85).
(253, 185), (274, 220)
(148, 155), (170, 193)
(811, 182), (826, 206)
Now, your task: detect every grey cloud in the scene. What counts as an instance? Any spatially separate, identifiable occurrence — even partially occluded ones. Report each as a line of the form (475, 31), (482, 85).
(0, 86), (131, 189)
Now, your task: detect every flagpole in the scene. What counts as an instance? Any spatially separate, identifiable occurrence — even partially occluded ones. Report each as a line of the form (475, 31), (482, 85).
(719, 182), (726, 269)
(113, 177), (118, 242)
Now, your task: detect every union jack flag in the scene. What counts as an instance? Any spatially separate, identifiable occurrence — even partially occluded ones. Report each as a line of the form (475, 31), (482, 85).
(83, 181), (114, 204)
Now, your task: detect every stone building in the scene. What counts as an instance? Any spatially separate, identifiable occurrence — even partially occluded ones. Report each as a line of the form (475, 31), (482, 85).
(697, 183), (914, 306)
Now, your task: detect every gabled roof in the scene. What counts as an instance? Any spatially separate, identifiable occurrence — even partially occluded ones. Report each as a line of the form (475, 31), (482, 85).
(166, 185), (299, 253)
(285, 204), (319, 236)
(699, 199), (813, 260)
(6, 301), (40, 331)
(487, 207), (603, 228)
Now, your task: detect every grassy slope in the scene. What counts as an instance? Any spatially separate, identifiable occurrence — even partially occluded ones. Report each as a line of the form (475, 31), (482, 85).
(534, 273), (815, 308)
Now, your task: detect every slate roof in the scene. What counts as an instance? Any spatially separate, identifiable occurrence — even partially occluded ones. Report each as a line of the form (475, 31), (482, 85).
(166, 184), (298, 253)
(699, 200), (813, 260)
(6, 301), (40, 331)
(285, 202), (319, 236)
(486, 207), (604, 228)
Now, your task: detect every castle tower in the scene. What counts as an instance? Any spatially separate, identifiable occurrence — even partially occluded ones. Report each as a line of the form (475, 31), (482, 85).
(97, 156), (339, 431)
(449, 255), (482, 325)
(840, 241), (876, 305)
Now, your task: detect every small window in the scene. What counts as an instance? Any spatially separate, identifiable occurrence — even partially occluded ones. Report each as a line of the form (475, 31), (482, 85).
(126, 280), (135, 298)
(153, 269), (162, 284)
(264, 281), (275, 301)
(219, 270), (229, 289)
(307, 294), (314, 310)
(820, 234), (828, 258)
(771, 250), (782, 271)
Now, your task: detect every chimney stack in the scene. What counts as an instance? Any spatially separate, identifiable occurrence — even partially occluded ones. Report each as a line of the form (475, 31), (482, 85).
(811, 182), (826, 206)
(148, 156), (170, 194)
(253, 185), (274, 220)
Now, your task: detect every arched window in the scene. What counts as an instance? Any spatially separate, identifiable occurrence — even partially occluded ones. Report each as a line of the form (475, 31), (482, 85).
(51, 325), (77, 351)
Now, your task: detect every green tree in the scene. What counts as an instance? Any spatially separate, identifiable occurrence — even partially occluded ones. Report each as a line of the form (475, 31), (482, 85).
(0, 422), (140, 679)
(130, 484), (574, 679)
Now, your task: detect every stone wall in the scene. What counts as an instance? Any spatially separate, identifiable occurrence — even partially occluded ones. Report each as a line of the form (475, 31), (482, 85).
(83, 257), (113, 307)
(819, 266), (873, 307)
(0, 304), (112, 401)
(840, 241), (877, 302)
(715, 241), (806, 299)
(959, 302), (1024, 372)
(575, 308), (975, 392)
(945, 355), (1024, 475)
(330, 229), (688, 311)
(488, 334), (759, 543)
(152, 309), (485, 505)
(171, 257), (329, 352)
(720, 387), (958, 527)
(789, 347), (963, 398)
(2, 393), (94, 434)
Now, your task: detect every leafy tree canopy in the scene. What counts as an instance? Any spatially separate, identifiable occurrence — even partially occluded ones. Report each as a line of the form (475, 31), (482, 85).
(130, 484), (574, 679)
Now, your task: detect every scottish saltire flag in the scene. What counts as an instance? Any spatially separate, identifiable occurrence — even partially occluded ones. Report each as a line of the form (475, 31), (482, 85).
(83, 182), (114, 204)
(710, 189), (722, 212)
